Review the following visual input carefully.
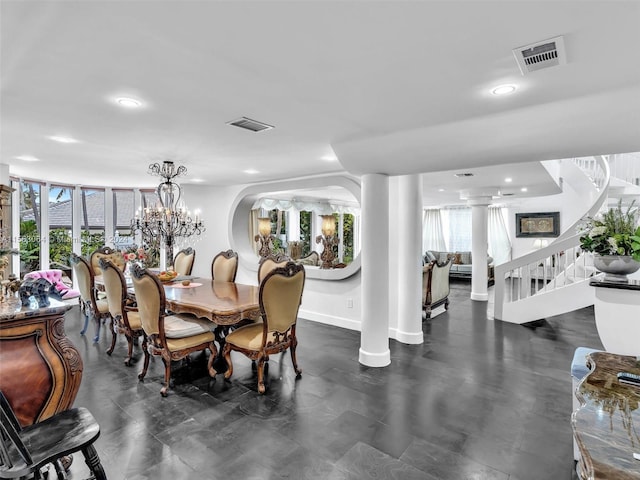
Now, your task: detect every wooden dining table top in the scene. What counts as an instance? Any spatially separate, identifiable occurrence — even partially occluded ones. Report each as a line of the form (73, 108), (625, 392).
(95, 275), (261, 326)
(162, 279), (261, 326)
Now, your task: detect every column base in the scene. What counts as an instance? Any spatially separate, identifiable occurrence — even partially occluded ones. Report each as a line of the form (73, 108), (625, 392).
(392, 329), (423, 345)
(471, 292), (488, 301)
(358, 348), (391, 367)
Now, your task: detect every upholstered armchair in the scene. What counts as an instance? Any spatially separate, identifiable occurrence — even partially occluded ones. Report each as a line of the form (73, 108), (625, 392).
(89, 246), (126, 275)
(130, 263), (217, 397)
(211, 249), (238, 282)
(70, 253), (112, 343)
(99, 258), (148, 366)
(223, 262), (305, 394)
(422, 258), (452, 319)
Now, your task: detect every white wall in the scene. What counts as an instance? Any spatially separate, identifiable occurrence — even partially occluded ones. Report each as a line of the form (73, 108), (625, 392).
(507, 160), (598, 258)
(182, 180), (363, 332)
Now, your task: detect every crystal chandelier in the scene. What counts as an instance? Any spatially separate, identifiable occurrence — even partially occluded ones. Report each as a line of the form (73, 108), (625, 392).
(132, 161), (204, 267)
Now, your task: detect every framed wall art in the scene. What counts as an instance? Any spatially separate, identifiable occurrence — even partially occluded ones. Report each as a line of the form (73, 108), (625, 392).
(515, 211), (560, 238)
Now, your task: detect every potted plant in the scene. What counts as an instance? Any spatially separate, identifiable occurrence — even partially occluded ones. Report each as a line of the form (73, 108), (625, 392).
(579, 200), (640, 281)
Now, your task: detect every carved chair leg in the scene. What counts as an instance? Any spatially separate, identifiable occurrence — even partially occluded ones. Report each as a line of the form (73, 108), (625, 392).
(256, 355), (266, 394)
(81, 444), (107, 480)
(222, 343), (233, 380)
(444, 298), (450, 310)
(92, 314), (102, 343)
(290, 343), (302, 377)
(106, 318), (118, 356)
(160, 356), (171, 397)
(124, 332), (134, 366)
(138, 337), (150, 380)
(79, 301), (89, 335)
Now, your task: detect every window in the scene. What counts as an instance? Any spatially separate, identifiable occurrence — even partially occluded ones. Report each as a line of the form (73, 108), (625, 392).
(113, 189), (135, 250)
(80, 188), (105, 256)
(18, 180), (42, 275)
(48, 185), (73, 268)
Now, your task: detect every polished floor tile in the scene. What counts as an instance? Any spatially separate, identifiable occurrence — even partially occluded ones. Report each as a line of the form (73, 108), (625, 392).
(65, 280), (592, 479)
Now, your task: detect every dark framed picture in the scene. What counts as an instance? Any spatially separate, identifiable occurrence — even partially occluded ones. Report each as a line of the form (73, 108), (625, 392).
(515, 212), (560, 237)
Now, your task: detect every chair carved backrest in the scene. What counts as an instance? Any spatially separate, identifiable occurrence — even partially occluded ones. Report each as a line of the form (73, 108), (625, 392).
(99, 258), (126, 319)
(211, 249), (238, 282)
(130, 263), (163, 338)
(261, 262), (305, 334)
(90, 246), (126, 275)
(422, 258), (452, 318)
(174, 247), (196, 276)
(69, 254), (96, 307)
(258, 253), (291, 284)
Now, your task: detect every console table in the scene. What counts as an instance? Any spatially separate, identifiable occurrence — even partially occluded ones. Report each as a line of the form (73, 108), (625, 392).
(590, 277), (640, 356)
(0, 298), (83, 426)
(572, 351), (640, 479)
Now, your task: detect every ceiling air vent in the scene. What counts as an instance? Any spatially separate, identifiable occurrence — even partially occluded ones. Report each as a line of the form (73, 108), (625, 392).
(512, 35), (566, 75)
(454, 173), (474, 178)
(227, 117), (274, 133)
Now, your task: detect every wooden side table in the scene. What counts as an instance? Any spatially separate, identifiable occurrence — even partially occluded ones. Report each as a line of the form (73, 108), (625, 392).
(0, 298), (83, 426)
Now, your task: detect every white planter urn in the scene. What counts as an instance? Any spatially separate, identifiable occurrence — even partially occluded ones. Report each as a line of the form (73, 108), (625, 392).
(593, 254), (640, 282)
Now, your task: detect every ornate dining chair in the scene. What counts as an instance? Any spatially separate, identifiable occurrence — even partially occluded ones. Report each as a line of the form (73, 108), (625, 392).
(99, 258), (148, 366)
(173, 247), (195, 276)
(89, 246), (126, 275)
(257, 253), (290, 284)
(223, 261), (305, 394)
(211, 249), (238, 282)
(70, 253), (112, 343)
(130, 263), (218, 397)
(0, 390), (107, 480)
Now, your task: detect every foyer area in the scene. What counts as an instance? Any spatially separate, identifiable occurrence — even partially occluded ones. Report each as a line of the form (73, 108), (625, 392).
(62, 280), (597, 480)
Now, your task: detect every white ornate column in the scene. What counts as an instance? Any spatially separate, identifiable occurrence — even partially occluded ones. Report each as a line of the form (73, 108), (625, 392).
(469, 198), (490, 301)
(394, 174), (423, 344)
(359, 173), (391, 367)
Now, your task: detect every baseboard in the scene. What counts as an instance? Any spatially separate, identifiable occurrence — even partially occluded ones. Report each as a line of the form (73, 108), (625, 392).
(298, 309), (361, 331)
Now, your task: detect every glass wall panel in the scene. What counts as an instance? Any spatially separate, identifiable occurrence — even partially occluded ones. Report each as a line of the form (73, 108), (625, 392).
(113, 189), (134, 251)
(48, 185), (73, 270)
(19, 180), (42, 275)
(80, 188), (105, 256)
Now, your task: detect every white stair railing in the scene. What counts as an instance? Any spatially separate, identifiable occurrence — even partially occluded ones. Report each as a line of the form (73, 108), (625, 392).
(494, 156), (610, 323)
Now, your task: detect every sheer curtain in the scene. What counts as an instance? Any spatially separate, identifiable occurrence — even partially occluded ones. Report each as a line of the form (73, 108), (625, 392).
(488, 206), (511, 265)
(423, 208), (446, 252)
(443, 207), (472, 252)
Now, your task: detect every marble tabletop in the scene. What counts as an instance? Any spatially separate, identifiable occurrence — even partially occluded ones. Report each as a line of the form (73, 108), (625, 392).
(0, 297), (71, 322)
(573, 352), (640, 479)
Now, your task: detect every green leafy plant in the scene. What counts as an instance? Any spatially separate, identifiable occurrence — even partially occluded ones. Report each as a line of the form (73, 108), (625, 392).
(579, 200), (640, 261)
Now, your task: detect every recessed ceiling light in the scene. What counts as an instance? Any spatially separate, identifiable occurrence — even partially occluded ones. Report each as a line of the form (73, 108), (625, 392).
(504, 177), (512, 183)
(15, 155), (40, 162)
(438, 188), (445, 192)
(48, 135), (79, 144)
(190, 178), (205, 183)
(491, 84), (517, 96)
(521, 187), (528, 192)
(116, 97), (142, 108)
(322, 155), (338, 162)
(244, 169), (259, 174)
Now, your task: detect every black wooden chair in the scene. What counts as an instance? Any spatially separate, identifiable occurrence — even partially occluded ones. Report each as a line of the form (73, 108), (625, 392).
(0, 391), (107, 479)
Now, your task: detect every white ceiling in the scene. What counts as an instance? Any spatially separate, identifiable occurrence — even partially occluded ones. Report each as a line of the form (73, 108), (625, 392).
(2, 1), (639, 205)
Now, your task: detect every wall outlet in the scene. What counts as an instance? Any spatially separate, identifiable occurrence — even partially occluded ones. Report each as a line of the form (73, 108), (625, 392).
(347, 298), (353, 308)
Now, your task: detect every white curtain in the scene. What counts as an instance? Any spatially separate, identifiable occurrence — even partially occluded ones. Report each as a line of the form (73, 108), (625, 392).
(422, 208), (446, 252)
(488, 206), (511, 265)
(443, 207), (472, 252)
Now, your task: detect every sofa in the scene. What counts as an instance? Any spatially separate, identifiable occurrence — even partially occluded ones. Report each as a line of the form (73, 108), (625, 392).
(425, 250), (494, 282)
(23, 269), (81, 300)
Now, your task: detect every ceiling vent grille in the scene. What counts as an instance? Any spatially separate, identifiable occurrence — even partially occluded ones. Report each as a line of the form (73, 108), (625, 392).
(512, 35), (566, 75)
(454, 172), (474, 178)
(227, 117), (274, 133)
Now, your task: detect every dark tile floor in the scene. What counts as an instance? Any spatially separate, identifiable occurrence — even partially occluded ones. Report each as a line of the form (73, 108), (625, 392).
(66, 280), (600, 479)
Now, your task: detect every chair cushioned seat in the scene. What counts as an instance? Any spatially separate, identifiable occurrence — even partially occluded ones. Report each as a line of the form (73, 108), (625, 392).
(96, 299), (110, 314)
(571, 346), (602, 379)
(226, 323), (277, 350)
(164, 314), (214, 339)
(166, 331), (215, 352)
(126, 310), (142, 330)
